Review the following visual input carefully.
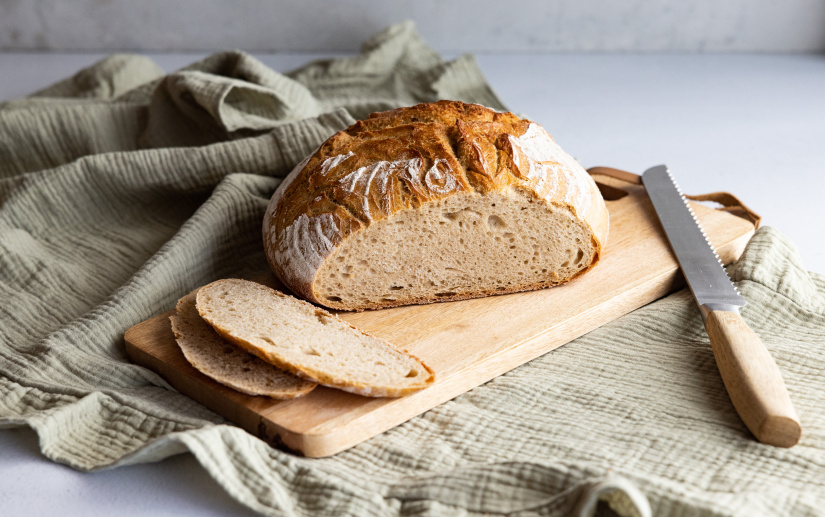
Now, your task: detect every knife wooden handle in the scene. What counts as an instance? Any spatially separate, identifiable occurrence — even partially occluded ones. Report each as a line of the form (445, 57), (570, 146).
(705, 310), (801, 447)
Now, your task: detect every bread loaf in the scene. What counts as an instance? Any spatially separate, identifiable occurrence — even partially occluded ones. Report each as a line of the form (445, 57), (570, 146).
(264, 100), (609, 311)
(195, 279), (435, 397)
(170, 291), (317, 399)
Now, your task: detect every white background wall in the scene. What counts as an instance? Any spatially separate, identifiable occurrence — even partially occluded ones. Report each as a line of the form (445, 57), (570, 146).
(2, 0), (825, 53)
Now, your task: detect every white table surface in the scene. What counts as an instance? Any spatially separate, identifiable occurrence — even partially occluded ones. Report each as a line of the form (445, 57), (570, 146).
(1, 51), (824, 516)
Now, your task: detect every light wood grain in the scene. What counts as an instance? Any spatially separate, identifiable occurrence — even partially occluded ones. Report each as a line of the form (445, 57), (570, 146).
(124, 172), (756, 457)
(704, 310), (801, 447)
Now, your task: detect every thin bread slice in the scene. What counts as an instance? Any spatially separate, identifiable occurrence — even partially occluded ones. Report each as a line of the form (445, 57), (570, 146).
(171, 291), (317, 399)
(195, 279), (435, 397)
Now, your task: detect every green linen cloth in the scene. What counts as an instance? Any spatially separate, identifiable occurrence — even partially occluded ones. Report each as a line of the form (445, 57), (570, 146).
(1, 21), (823, 517)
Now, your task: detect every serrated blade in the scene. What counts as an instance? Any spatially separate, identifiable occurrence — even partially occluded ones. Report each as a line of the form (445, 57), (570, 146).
(641, 165), (745, 317)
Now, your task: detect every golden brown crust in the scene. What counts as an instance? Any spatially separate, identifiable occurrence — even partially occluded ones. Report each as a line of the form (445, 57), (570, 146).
(264, 100), (609, 309)
(273, 102), (527, 235)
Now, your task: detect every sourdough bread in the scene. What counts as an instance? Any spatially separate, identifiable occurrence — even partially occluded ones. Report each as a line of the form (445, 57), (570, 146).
(170, 291), (317, 399)
(264, 100), (609, 311)
(195, 279), (435, 397)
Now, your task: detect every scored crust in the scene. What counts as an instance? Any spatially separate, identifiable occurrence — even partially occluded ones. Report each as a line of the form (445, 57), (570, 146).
(263, 100), (609, 311)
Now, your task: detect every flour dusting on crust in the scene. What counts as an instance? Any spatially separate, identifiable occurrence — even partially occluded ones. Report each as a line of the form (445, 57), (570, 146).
(274, 212), (342, 288)
(424, 158), (460, 194)
(508, 123), (600, 218)
(318, 151), (354, 177)
(266, 151), (356, 289)
(336, 157), (449, 220)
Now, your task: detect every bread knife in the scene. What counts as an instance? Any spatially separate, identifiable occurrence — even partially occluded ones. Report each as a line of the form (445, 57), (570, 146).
(641, 165), (801, 447)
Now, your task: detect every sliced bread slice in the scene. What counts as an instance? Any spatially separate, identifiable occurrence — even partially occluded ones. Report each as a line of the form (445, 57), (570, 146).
(195, 279), (435, 397)
(170, 291), (317, 399)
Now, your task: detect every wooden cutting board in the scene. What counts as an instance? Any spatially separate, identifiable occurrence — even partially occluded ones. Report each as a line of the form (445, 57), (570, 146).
(124, 169), (756, 457)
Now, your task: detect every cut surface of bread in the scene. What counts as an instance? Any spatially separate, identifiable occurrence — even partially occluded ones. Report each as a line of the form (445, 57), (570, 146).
(195, 279), (435, 397)
(170, 291), (317, 399)
(264, 100), (609, 311)
(314, 188), (596, 310)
